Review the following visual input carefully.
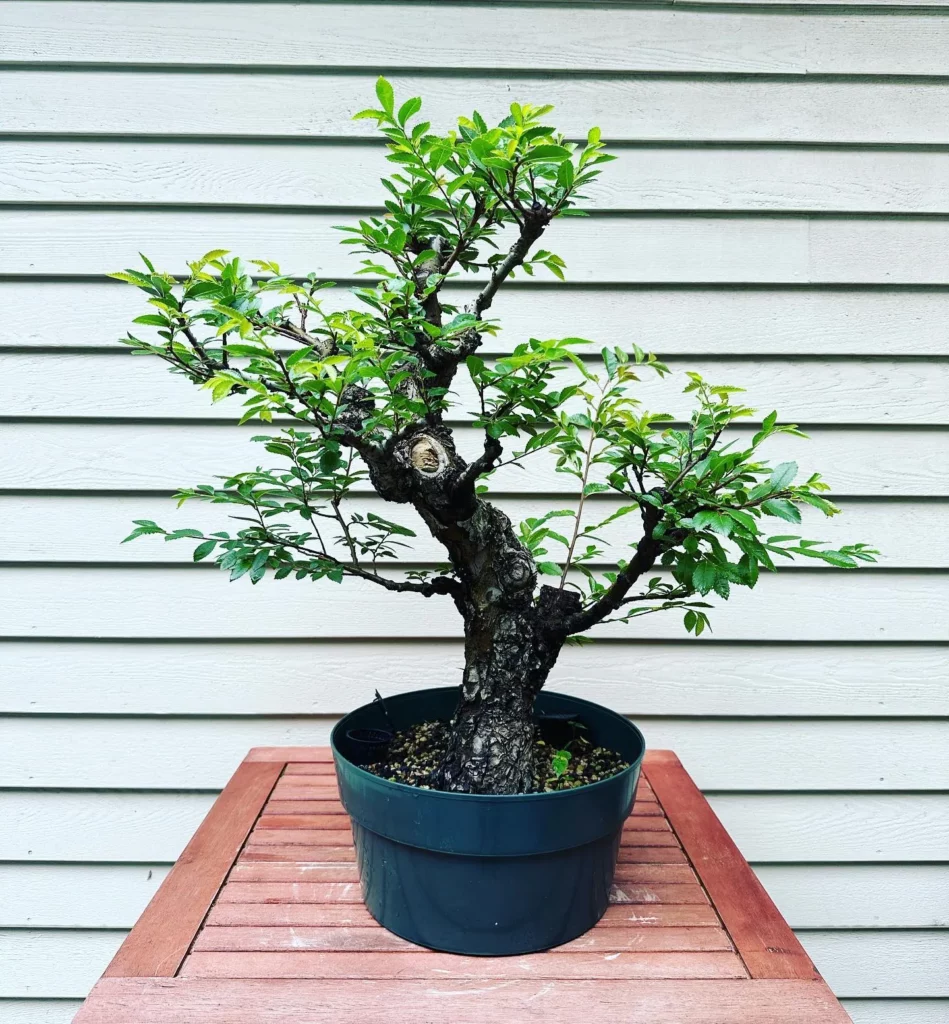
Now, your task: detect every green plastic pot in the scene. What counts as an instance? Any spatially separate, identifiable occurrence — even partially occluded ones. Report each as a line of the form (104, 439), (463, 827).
(331, 686), (645, 956)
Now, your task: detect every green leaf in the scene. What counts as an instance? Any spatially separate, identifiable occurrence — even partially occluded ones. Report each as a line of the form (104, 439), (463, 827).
(375, 77), (394, 115)
(193, 540), (217, 562)
(761, 498), (802, 524)
(397, 96), (422, 126)
(770, 461), (798, 491)
(523, 145), (572, 163)
(550, 749), (571, 778)
(817, 549), (859, 568)
(692, 562), (718, 595)
(536, 561), (561, 576)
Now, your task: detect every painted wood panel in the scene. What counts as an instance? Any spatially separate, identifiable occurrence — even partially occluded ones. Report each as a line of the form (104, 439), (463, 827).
(0, 864), (169, 928)
(842, 1001), (949, 1024)
(1, 423), (941, 495)
(5, 281), (948, 356)
(8, 142), (949, 215)
(9, 73), (949, 144)
(12, 209), (949, 284)
(0, 1003), (84, 1024)
(800, 931), (949, 998)
(4, 789), (946, 863)
(4, 640), (946, 717)
(6, 353), (948, 425)
(2, 717), (945, 791)
(2, 567), (944, 641)
(0, 496), (936, 570)
(7, 3), (949, 75)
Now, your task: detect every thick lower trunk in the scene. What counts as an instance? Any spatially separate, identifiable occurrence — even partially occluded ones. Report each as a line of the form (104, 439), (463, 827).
(435, 609), (564, 794)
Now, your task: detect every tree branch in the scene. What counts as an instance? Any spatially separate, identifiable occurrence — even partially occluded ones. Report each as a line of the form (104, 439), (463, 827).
(558, 532), (662, 636)
(470, 209), (550, 318)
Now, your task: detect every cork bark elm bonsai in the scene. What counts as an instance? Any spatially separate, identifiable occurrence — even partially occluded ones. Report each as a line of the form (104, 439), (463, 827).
(117, 82), (876, 795)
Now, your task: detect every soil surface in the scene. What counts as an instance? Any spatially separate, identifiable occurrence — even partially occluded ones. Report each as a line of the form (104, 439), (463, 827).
(363, 718), (629, 792)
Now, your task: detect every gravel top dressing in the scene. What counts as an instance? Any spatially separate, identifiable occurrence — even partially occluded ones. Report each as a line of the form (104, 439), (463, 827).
(363, 718), (630, 793)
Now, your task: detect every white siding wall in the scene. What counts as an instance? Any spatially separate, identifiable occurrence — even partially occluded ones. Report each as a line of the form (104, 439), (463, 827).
(0, 2), (947, 1021)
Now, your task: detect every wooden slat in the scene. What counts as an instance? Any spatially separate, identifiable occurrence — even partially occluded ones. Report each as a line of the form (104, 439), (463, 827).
(8, 3), (949, 75)
(243, 828), (684, 849)
(225, 862), (697, 885)
(235, 844), (688, 865)
(179, 949), (746, 980)
(215, 880), (709, 906)
(192, 924), (733, 954)
(8, 72), (949, 146)
(239, 846), (356, 864)
(204, 901), (720, 929)
(102, 759), (281, 978)
(72, 976), (854, 1024)
(645, 751), (818, 981)
(259, 798), (664, 816)
(252, 813), (672, 832)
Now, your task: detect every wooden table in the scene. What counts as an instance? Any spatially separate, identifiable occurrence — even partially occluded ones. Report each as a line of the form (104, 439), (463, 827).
(74, 748), (852, 1023)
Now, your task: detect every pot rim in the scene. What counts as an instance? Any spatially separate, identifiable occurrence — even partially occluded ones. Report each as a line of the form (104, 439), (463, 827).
(330, 685), (646, 803)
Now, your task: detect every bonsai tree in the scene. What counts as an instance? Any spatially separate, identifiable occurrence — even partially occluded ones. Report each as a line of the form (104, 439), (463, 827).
(116, 81), (876, 794)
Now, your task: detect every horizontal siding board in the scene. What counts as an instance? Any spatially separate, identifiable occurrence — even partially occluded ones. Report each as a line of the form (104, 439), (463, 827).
(0, 927), (943, 999)
(0, 930), (125, 998)
(0, 209), (816, 283)
(1, 567), (945, 641)
(0, 864), (169, 928)
(7, 353), (949, 425)
(3, 640), (947, 718)
(1, 496), (935, 568)
(5, 282), (949, 357)
(3, 717), (946, 790)
(754, 865), (949, 929)
(13, 208), (949, 284)
(4, 790), (946, 863)
(7, 4), (949, 76)
(0, 1002), (83, 1024)
(711, 794), (949, 862)
(842, 1001), (949, 1024)
(800, 931), (949, 998)
(9, 141), (949, 215)
(2, 423), (942, 496)
(3, 862), (942, 930)
(9, 73), (949, 144)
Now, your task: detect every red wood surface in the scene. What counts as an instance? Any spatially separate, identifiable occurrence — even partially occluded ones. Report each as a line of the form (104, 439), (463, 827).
(74, 977), (854, 1024)
(643, 750), (820, 981)
(205, 902), (722, 929)
(102, 759), (283, 979)
(180, 949), (748, 980)
(73, 746), (853, 1024)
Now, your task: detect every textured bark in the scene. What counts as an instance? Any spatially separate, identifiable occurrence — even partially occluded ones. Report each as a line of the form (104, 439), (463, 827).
(424, 501), (578, 794)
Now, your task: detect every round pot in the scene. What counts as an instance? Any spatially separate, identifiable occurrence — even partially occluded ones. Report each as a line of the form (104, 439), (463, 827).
(331, 686), (645, 956)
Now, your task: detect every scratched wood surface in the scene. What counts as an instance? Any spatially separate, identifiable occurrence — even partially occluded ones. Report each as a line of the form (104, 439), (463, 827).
(73, 749), (854, 1022)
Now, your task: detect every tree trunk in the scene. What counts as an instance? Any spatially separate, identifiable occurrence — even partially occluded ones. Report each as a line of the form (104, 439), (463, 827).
(435, 609), (564, 793)
(418, 497), (575, 794)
